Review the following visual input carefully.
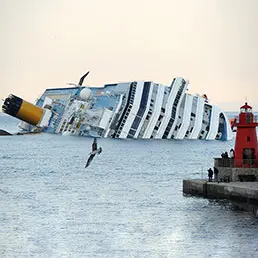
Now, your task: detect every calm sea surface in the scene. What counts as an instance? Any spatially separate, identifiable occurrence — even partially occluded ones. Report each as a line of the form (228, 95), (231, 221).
(0, 113), (258, 258)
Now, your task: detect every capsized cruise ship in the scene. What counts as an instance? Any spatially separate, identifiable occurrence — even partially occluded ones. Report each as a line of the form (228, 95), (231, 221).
(2, 74), (233, 140)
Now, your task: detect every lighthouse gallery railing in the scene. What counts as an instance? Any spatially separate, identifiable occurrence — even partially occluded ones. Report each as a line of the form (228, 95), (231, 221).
(232, 115), (258, 123)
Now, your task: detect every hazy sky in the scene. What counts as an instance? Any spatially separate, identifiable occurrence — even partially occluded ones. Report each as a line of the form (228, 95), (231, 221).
(1, 0), (258, 111)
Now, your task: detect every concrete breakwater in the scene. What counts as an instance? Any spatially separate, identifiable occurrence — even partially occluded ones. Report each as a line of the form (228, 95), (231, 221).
(183, 180), (258, 207)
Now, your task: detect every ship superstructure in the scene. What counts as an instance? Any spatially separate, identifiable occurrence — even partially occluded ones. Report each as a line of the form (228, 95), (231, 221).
(2, 76), (233, 140)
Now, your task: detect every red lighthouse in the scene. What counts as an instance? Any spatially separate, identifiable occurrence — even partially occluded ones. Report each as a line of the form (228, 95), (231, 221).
(234, 103), (258, 168)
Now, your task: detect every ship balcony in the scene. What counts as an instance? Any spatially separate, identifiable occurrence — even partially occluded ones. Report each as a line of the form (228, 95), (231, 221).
(214, 158), (257, 168)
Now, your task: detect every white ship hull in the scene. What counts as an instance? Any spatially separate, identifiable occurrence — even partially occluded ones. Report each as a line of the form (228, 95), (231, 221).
(2, 77), (233, 140)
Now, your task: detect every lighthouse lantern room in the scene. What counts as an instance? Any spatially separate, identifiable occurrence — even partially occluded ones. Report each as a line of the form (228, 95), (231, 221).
(234, 103), (258, 168)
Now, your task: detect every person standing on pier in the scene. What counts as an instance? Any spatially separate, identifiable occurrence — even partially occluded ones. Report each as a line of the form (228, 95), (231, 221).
(229, 148), (235, 159)
(214, 167), (219, 182)
(208, 168), (213, 182)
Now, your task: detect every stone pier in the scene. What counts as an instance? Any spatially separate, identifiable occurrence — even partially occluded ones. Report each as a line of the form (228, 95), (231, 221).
(183, 180), (258, 205)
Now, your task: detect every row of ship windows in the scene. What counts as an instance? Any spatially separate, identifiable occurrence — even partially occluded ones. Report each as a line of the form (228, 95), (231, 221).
(125, 112), (209, 140)
(163, 85), (185, 135)
(147, 85), (182, 137)
(117, 82), (186, 138)
(151, 105), (168, 134)
(121, 84), (154, 137)
(115, 86), (136, 136)
(163, 118), (175, 137)
(137, 107), (153, 136)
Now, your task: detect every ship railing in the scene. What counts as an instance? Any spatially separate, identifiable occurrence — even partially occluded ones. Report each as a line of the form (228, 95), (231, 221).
(214, 158), (257, 168)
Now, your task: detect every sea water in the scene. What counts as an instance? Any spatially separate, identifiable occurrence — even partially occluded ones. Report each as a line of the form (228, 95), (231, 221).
(0, 113), (258, 258)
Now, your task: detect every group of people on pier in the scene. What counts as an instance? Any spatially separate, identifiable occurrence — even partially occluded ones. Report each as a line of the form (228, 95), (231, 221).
(207, 148), (235, 182)
(221, 148), (235, 159)
(207, 167), (219, 182)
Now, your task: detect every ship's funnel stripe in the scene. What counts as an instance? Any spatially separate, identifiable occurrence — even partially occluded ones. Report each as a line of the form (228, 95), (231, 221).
(16, 100), (44, 125)
(2, 94), (22, 116)
(2, 94), (44, 126)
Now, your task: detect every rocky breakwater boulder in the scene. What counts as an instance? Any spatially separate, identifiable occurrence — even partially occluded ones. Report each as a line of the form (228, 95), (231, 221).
(0, 129), (12, 136)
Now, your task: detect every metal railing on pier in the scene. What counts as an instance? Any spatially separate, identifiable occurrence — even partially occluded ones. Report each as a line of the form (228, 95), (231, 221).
(214, 158), (257, 168)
